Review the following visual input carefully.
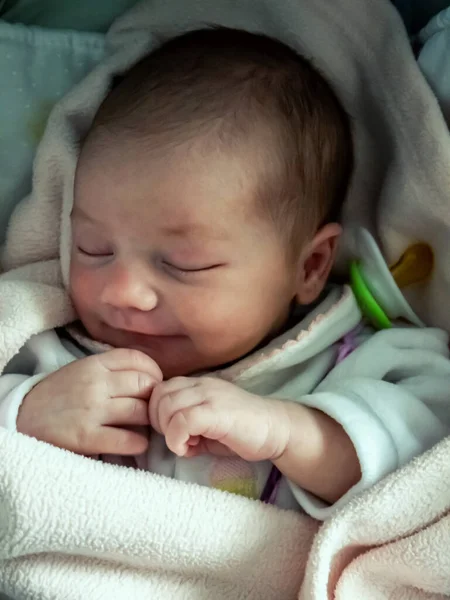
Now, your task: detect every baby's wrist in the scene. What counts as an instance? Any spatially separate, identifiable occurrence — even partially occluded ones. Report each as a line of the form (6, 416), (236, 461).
(16, 378), (48, 436)
(270, 402), (360, 502)
(262, 397), (293, 462)
(270, 401), (319, 468)
(16, 391), (34, 435)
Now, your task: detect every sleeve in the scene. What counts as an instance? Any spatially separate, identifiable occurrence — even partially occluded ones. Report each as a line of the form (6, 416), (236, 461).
(0, 373), (49, 430)
(0, 330), (77, 431)
(288, 327), (450, 520)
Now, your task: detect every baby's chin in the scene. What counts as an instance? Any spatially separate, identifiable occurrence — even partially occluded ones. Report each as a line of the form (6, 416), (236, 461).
(117, 340), (247, 380)
(87, 328), (210, 379)
(80, 319), (255, 379)
(134, 346), (203, 379)
(105, 337), (200, 379)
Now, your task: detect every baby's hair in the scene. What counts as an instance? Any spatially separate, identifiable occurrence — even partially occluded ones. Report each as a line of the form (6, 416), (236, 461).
(89, 26), (354, 258)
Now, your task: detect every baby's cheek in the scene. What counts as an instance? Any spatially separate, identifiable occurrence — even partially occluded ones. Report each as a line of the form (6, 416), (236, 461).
(69, 263), (100, 313)
(180, 293), (237, 334)
(188, 298), (261, 351)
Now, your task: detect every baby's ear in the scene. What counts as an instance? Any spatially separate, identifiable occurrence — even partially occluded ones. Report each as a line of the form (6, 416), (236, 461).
(294, 223), (342, 305)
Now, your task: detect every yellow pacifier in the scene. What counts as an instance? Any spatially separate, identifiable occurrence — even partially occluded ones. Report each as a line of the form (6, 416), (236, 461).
(350, 228), (433, 329)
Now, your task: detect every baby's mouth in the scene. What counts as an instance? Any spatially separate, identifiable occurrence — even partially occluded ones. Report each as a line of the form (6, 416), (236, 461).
(101, 321), (185, 345)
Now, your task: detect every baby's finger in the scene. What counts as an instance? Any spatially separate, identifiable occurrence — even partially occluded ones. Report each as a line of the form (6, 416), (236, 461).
(183, 439), (235, 458)
(98, 348), (163, 382)
(93, 426), (149, 456)
(154, 376), (199, 396)
(149, 377), (193, 426)
(104, 397), (150, 426)
(200, 439), (236, 457)
(165, 405), (216, 456)
(108, 370), (159, 399)
(151, 381), (204, 434)
(164, 412), (191, 456)
(183, 444), (204, 458)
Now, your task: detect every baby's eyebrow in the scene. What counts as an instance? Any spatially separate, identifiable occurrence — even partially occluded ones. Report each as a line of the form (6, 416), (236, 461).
(162, 223), (229, 242)
(70, 205), (99, 223)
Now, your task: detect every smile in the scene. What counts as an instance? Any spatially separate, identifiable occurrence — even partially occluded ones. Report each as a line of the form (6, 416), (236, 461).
(102, 323), (185, 345)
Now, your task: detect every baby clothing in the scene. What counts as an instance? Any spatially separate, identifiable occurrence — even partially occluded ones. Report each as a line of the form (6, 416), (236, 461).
(1, 284), (450, 520)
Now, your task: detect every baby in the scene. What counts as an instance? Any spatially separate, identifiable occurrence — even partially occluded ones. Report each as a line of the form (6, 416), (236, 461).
(2, 27), (450, 518)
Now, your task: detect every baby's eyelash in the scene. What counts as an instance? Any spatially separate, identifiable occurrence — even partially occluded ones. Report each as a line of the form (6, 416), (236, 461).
(163, 262), (221, 275)
(77, 246), (113, 258)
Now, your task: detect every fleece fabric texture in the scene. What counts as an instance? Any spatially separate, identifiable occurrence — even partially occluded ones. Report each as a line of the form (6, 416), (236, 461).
(1, 0), (450, 597)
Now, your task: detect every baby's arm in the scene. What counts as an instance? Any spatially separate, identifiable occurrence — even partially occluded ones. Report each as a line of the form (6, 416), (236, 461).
(0, 330), (69, 430)
(272, 401), (360, 505)
(149, 377), (360, 502)
(277, 327), (450, 518)
(150, 327), (450, 519)
(0, 331), (162, 455)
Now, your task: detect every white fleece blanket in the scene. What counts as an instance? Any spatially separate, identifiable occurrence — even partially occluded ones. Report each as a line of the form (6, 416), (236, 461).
(1, 429), (450, 599)
(2, 0), (450, 598)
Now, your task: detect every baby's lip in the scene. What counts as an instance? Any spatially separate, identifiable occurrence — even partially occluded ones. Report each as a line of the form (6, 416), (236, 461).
(102, 321), (184, 340)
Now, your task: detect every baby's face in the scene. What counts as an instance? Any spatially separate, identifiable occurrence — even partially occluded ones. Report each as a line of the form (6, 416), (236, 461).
(70, 137), (299, 378)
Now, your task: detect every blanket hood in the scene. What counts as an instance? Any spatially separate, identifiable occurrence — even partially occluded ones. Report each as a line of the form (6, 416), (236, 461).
(1, 0), (450, 374)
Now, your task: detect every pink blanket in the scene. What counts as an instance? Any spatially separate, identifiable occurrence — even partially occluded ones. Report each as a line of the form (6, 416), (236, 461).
(1, 0), (450, 597)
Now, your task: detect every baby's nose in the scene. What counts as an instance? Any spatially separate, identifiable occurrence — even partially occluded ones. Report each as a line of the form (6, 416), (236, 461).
(100, 262), (158, 313)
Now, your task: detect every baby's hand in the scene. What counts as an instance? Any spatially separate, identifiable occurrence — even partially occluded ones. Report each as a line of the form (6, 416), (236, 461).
(17, 348), (162, 455)
(149, 377), (291, 461)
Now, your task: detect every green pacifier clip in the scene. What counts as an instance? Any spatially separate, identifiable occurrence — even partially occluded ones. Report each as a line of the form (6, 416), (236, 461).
(349, 229), (433, 330)
(350, 262), (391, 329)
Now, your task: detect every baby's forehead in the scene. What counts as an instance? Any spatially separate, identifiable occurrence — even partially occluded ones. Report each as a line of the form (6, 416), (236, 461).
(75, 124), (267, 232)
(159, 219), (231, 242)
(72, 174), (249, 243)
